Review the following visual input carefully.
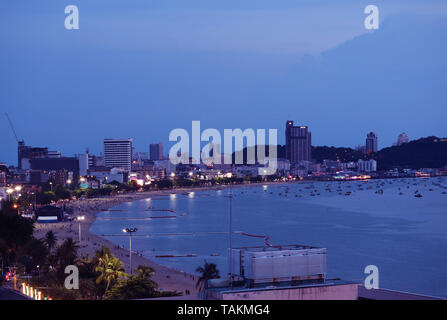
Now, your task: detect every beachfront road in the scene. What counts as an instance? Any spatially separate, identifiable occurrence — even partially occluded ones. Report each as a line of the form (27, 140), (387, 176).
(0, 286), (31, 300)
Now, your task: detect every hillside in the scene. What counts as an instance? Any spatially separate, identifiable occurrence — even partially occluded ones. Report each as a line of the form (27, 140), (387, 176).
(232, 137), (447, 170)
(375, 136), (447, 170)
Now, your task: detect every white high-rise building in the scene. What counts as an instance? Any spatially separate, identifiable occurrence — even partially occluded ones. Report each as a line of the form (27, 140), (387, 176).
(103, 138), (133, 172)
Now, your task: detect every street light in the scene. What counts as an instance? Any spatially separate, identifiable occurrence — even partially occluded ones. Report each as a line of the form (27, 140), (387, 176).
(49, 182), (53, 191)
(224, 180), (234, 290)
(6, 189), (13, 201)
(14, 185), (22, 192)
(76, 216), (85, 243)
(122, 227), (138, 274)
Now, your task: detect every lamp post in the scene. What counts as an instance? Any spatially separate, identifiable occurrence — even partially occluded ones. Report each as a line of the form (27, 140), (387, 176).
(49, 182), (53, 192)
(224, 173), (234, 290)
(76, 216), (85, 243)
(6, 189), (13, 201)
(123, 227), (138, 274)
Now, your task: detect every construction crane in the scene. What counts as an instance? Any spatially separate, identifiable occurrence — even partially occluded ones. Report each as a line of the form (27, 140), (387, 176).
(5, 112), (20, 143)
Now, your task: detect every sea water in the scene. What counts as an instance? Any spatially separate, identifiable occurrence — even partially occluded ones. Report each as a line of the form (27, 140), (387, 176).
(90, 177), (447, 298)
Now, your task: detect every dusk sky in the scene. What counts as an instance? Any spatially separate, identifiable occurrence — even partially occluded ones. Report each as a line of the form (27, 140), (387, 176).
(1, 0), (446, 165)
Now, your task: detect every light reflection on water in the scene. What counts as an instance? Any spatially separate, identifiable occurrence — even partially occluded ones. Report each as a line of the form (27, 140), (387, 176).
(91, 177), (447, 298)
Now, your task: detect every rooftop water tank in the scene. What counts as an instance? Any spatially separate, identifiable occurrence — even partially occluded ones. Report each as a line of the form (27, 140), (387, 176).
(229, 245), (327, 284)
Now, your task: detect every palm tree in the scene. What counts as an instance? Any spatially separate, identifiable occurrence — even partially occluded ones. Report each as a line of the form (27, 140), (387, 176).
(55, 238), (79, 281)
(135, 265), (155, 280)
(105, 265), (157, 300)
(195, 261), (220, 292)
(56, 238), (79, 265)
(94, 246), (112, 261)
(45, 231), (57, 251)
(95, 253), (126, 294)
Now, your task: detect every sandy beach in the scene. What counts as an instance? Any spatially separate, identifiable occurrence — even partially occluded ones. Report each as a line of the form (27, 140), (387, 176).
(33, 190), (202, 297)
(32, 182), (288, 298)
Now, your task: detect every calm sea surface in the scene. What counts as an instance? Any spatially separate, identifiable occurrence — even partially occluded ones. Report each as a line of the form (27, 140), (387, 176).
(91, 177), (447, 297)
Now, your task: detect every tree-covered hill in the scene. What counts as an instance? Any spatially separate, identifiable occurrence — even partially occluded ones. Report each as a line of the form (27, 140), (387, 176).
(232, 136), (447, 170)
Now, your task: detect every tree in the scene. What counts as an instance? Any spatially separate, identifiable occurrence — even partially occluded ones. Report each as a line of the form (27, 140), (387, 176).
(0, 202), (34, 266)
(135, 265), (155, 279)
(36, 191), (57, 205)
(195, 261), (220, 292)
(55, 238), (79, 281)
(18, 238), (49, 273)
(45, 231), (57, 252)
(95, 253), (126, 294)
(54, 186), (72, 200)
(104, 265), (157, 300)
(157, 179), (173, 189)
(93, 246), (113, 261)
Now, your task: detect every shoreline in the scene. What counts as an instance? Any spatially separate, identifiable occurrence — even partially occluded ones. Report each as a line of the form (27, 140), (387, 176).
(33, 181), (292, 297)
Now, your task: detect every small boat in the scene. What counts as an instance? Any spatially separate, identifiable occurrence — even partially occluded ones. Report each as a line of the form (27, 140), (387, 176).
(414, 193), (423, 198)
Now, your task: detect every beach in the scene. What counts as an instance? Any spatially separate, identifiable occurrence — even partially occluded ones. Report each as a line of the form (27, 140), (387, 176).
(32, 182), (283, 297)
(33, 190), (202, 296)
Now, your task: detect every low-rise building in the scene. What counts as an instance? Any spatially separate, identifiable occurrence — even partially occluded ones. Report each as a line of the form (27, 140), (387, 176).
(357, 159), (377, 172)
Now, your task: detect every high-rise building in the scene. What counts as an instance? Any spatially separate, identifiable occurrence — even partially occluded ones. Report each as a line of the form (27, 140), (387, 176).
(103, 139), (133, 171)
(393, 133), (409, 146)
(365, 132), (378, 154)
(18, 141), (48, 169)
(285, 121), (312, 164)
(150, 143), (163, 161)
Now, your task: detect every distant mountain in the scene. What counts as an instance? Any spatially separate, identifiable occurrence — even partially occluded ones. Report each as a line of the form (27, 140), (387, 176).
(232, 136), (447, 170)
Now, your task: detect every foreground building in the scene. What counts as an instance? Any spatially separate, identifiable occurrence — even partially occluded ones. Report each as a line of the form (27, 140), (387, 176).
(205, 245), (358, 300)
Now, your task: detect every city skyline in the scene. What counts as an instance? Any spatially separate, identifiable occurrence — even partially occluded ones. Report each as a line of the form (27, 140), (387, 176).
(1, 120), (427, 167)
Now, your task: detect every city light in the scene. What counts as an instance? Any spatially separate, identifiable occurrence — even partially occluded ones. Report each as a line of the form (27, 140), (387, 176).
(6, 188), (13, 201)
(123, 227), (138, 275)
